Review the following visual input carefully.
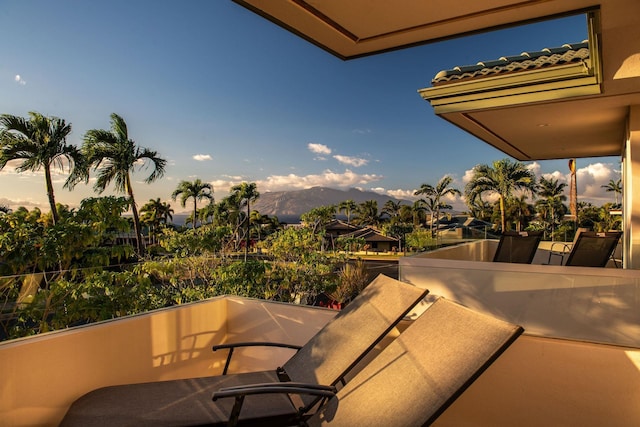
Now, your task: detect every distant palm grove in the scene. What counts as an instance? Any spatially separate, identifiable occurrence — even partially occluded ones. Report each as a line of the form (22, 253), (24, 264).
(0, 111), (622, 340)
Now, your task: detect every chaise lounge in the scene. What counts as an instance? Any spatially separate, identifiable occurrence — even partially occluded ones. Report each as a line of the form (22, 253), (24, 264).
(60, 274), (428, 426)
(213, 297), (524, 426)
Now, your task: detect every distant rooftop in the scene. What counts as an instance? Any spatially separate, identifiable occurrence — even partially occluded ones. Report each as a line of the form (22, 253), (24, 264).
(432, 41), (589, 85)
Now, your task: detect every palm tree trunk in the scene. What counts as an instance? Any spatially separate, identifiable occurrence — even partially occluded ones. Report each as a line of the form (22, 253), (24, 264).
(193, 199), (198, 230)
(44, 166), (59, 225)
(244, 202), (250, 261)
(499, 195), (506, 232)
(126, 174), (144, 256)
(435, 206), (440, 246)
(550, 205), (555, 241)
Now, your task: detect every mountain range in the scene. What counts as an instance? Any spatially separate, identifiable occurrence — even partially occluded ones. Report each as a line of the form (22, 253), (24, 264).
(252, 187), (409, 221)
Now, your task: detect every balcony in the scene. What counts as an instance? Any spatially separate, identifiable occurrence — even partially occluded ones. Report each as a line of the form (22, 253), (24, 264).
(1, 242), (640, 426)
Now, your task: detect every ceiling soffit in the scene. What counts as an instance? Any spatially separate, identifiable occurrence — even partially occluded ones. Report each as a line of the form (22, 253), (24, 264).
(233, 0), (599, 59)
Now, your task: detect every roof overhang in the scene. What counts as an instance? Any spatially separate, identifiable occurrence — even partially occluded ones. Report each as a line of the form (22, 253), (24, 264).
(233, 0), (599, 60)
(233, 0), (640, 161)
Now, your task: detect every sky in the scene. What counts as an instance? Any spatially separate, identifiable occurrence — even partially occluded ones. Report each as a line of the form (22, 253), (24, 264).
(0, 1), (622, 214)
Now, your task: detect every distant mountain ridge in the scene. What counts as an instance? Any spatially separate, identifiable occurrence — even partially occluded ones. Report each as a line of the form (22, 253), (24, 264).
(252, 187), (409, 219)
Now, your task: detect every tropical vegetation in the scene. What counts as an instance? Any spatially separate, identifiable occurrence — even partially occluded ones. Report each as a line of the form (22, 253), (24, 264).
(0, 110), (623, 341)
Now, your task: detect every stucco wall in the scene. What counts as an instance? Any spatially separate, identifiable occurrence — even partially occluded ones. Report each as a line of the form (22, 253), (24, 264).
(0, 297), (336, 427)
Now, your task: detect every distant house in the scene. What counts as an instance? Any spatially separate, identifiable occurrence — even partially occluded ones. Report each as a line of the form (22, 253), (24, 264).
(437, 215), (496, 239)
(324, 220), (360, 237)
(324, 220), (398, 252)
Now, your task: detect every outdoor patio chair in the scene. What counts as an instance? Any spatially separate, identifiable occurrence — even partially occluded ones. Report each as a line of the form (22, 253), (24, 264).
(563, 231), (623, 267)
(213, 297), (524, 427)
(60, 274), (428, 427)
(546, 227), (589, 265)
(493, 231), (542, 264)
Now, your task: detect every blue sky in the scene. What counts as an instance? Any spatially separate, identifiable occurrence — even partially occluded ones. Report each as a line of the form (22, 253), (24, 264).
(1, 1), (621, 213)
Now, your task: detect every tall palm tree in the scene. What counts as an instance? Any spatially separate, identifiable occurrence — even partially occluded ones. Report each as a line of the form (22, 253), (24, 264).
(382, 200), (403, 223)
(338, 199), (357, 224)
(536, 176), (567, 240)
(411, 200), (426, 226)
(465, 158), (536, 232)
(420, 196), (449, 237)
(508, 195), (534, 232)
(198, 202), (217, 225)
(79, 113), (166, 255)
(0, 112), (81, 225)
(415, 176), (460, 236)
(601, 178), (622, 207)
(140, 198), (173, 242)
(141, 198), (174, 226)
(353, 200), (380, 227)
(230, 182), (260, 261)
(171, 179), (214, 229)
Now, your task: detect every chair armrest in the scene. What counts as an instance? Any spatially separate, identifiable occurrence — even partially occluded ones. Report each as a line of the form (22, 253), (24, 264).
(549, 242), (572, 253)
(212, 381), (337, 400)
(212, 342), (303, 375)
(212, 382), (337, 427)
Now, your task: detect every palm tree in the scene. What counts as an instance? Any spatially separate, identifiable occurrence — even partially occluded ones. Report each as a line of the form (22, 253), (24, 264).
(601, 178), (622, 207)
(0, 112), (81, 225)
(419, 196), (446, 237)
(353, 200), (380, 227)
(141, 198), (174, 226)
(465, 194), (492, 222)
(338, 199), (357, 224)
(465, 158), (536, 232)
(536, 177), (567, 240)
(230, 182), (260, 261)
(414, 176), (460, 236)
(198, 202), (217, 225)
(140, 198), (173, 242)
(79, 113), (166, 255)
(171, 179), (214, 229)
(382, 200), (403, 223)
(508, 195), (534, 232)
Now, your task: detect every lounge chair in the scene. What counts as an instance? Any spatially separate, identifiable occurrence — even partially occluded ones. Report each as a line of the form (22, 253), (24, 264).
(213, 298), (524, 426)
(546, 227), (589, 265)
(60, 274), (428, 426)
(564, 231), (623, 267)
(493, 231), (542, 264)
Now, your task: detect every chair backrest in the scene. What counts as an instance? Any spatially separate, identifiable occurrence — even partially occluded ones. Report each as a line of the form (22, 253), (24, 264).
(307, 298), (524, 427)
(283, 274), (428, 409)
(493, 231), (542, 264)
(564, 231), (622, 267)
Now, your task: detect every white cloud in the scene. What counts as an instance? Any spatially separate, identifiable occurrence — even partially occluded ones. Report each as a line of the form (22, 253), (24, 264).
(14, 75), (26, 85)
(308, 143), (331, 155)
(352, 128), (372, 135)
(541, 170), (568, 183)
(206, 170), (381, 196)
(526, 161), (541, 176)
(462, 168), (475, 184)
(223, 174), (244, 181)
(576, 162), (619, 203)
(193, 154), (212, 161)
(0, 197), (44, 211)
(333, 155), (368, 167)
(386, 189), (416, 200)
(257, 169), (382, 192)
